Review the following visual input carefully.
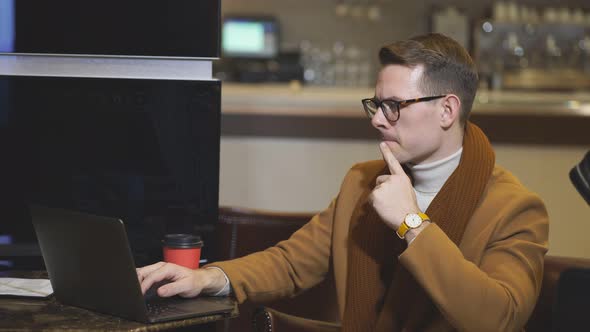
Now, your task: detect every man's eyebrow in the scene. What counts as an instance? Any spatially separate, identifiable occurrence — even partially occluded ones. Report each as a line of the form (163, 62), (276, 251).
(376, 94), (402, 101)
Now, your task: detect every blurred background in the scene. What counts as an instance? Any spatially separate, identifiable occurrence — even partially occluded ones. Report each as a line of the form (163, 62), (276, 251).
(216, 0), (590, 89)
(217, 0), (590, 258)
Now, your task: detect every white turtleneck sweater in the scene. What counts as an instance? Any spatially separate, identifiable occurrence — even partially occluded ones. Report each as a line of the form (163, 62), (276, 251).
(407, 147), (463, 213)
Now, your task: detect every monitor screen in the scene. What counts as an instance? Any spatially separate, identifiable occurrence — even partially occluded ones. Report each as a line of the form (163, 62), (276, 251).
(0, 75), (221, 268)
(0, 0), (220, 58)
(222, 17), (279, 59)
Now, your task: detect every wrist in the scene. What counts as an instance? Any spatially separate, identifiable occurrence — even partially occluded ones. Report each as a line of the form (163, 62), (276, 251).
(404, 220), (430, 244)
(396, 211), (429, 239)
(202, 267), (227, 293)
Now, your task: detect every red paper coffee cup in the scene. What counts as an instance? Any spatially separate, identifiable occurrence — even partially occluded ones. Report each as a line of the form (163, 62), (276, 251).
(162, 234), (203, 269)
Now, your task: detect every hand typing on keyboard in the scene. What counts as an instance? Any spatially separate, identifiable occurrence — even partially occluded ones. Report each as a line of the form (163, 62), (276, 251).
(144, 280), (171, 301)
(137, 261), (227, 298)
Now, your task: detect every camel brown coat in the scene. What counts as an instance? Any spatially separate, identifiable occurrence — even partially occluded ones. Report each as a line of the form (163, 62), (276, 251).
(212, 161), (549, 331)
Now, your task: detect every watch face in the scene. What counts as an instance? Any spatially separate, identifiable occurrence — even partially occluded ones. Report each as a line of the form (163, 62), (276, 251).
(405, 213), (422, 228)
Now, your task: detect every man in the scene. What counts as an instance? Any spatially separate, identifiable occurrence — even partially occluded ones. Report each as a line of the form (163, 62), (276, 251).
(137, 33), (549, 331)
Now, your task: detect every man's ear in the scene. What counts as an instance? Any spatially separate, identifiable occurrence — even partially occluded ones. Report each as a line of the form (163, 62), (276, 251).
(440, 94), (461, 129)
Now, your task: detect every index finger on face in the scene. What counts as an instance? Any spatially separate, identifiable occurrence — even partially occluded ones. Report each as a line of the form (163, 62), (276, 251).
(379, 142), (404, 175)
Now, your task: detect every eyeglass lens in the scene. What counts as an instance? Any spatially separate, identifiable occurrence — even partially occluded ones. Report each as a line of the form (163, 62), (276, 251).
(365, 99), (398, 121)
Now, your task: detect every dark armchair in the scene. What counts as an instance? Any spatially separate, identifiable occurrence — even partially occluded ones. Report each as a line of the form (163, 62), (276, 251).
(215, 206), (590, 332)
(215, 206), (338, 332)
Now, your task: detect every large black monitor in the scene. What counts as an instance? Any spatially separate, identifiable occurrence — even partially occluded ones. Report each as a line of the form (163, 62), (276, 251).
(0, 75), (221, 269)
(0, 0), (220, 58)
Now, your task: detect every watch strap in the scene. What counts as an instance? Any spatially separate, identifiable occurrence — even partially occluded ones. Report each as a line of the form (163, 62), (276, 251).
(396, 212), (430, 239)
(417, 212), (430, 222)
(396, 222), (411, 239)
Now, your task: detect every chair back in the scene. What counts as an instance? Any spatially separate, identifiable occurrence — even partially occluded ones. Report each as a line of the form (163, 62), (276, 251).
(526, 255), (590, 332)
(216, 206), (339, 332)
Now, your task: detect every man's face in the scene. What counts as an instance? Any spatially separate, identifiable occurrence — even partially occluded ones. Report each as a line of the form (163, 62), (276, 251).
(371, 64), (446, 165)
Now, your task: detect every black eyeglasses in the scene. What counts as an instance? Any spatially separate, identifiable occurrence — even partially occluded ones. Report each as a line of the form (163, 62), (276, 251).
(361, 95), (447, 122)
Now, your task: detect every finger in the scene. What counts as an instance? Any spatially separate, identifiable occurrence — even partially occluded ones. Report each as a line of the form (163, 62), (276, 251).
(368, 190), (377, 205)
(140, 262), (179, 294)
(379, 142), (404, 175)
(136, 261), (166, 283)
(376, 175), (389, 186)
(159, 278), (198, 298)
(136, 261), (165, 278)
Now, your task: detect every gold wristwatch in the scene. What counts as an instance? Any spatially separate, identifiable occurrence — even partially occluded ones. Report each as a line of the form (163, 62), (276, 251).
(396, 212), (430, 239)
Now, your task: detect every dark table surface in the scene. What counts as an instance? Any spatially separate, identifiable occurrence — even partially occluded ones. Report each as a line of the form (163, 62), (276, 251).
(0, 271), (238, 332)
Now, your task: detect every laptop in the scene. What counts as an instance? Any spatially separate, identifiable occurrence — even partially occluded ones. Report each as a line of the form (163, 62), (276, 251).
(31, 206), (234, 323)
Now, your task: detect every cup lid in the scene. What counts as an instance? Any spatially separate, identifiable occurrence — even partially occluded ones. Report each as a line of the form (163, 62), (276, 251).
(162, 234), (203, 248)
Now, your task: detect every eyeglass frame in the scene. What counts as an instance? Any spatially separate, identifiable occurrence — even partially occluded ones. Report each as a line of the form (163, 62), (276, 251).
(361, 95), (447, 122)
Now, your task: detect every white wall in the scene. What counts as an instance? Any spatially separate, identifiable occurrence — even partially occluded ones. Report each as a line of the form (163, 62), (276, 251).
(494, 145), (590, 258)
(219, 137), (590, 258)
(219, 137), (379, 212)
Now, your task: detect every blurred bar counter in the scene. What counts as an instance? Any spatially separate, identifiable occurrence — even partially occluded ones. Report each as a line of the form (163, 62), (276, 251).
(221, 83), (590, 146)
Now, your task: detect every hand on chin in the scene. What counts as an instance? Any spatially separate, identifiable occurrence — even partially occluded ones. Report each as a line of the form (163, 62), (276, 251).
(381, 140), (399, 151)
(381, 141), (409, 165)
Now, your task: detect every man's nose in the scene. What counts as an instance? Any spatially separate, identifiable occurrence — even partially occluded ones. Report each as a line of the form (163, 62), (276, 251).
(371, 107), (390, 129)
